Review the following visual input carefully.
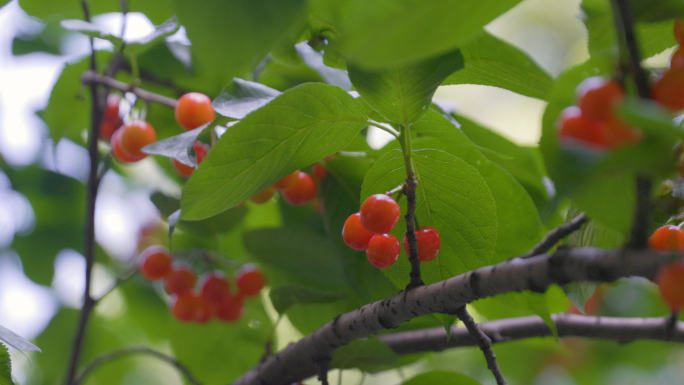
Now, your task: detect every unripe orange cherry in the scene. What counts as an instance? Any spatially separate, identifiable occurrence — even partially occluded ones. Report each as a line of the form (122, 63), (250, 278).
(342, 212), (374, 251)
(402, 227), (441, 262)
(138, 245), (173, 281)
(111, 128), (144, 163)
(173, 159), (195, 178)
(359, 194), (401, 234)
(235, 264), (266, 297)
(272, 171), (299, 190)
(119, 120), (156, 159)
(250, 187), (276, 204)
(655, 262), (684, 311)
(282, 172), (317, 205)
(164, 266), (197, 296)
(175, 92), (215, 130)
(649, 225), (684, 252)
(576, 77), (624, 122)
(557, 106), (607, 150)
(652, 69), (684, 111)
(366, 234), (400, 268)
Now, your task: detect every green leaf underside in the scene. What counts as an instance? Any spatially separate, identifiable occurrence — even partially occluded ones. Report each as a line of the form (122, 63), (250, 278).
(0, 343), (11, 385)
(0, 324), (40, 353)
(142, 126), (206, 166)
(443, 31), (553, 100)
(126, 16), (180, 55)
(59, 19), (123, 46)
(212, 78), (282, 120)
(269, 286), (344, 314)
(330, 336), (399, 373)
(180, 83), (368, 221)
(361, 149), (497, 288)
(343, 0), (523, 67)
(401, 370), (481, 385)
(348, 50), (464, 125)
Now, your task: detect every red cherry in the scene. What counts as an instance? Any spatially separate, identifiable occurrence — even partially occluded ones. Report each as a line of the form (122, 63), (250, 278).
(173, 159), (195, 178)
(272, 171), (299, 190)
(366, 234), (400, 268)
(111, 128), (145, 163)
(195, 297), (214, 323)
(649, 225), (684, 251)
(164, 266), (197, 296)
(175, 92), (215, 130)
(119, 120), (156, 159)
(675, 19), (684, 46)
(576, 77), (624, 122)
(216, 295), (244, 322)
(671, 47), (684, 70)
(236, 264), (266, 297)
(402, 227), (441, 262)
(652, 69), (684, 111)
(100, 94), (123, 141)
(200, 272), (232, 307)
(104, 93), (121, 119)
(281, 171), (317, 205)
(193, 141), (210, 165)
(601, 119), (641, 148)
(312, 163), (326, 180)
(557, 106), (607, 149)
(342, 212), (374, 251)
(655, 261), (684, 311)
(250, 187), (275, 204)
(359, 194), (401, 234)
(170, 294), (201, 322)
(138, 245), (173, 281)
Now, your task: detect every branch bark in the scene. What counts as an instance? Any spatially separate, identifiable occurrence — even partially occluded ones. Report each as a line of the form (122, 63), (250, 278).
(378, 313), (684, 355)
(81, 70), (178, 108)
(230, 247), (680, 385)
(454, 306), (507, 385)
(520, 213), (588, 259)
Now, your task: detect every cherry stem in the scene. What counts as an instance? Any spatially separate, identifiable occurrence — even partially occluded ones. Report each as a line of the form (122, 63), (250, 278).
(385, 183), (405, 197)
(454, 306), (507, 385)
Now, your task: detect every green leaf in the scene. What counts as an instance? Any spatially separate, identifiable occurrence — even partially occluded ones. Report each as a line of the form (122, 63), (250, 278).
(18, 0), (119, 20)
(212, 78), (282, 119)
(0, 324), (40, 352)
(60, 19), (122, 46)
(525, 291), (558, 339)
(629, 0), (684, 23)
(125, 16), (180, 55)
(343, 0), (523, 67)
(244, 227), (349, 292)
(572, 171), (635, 237)
(361, 149), (498, 287)
(348, 50), (464, 125)
(330, 336), (398, 373)
(173, 0), (307, 91)
(401, 370), (481, 385)
(442, 32), (553, 100)
(565, 282), (600, 315)
(40, 52), (111, 142)
(296, 43), (352, 90)
(0, 343), (12, 385)
(180, 83), (368, 221)
(269, 286), (344, 314)
(582, 0), (676, 59)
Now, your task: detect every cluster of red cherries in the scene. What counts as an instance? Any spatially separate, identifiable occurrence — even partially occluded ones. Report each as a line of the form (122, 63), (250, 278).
(250, 163), (327, 206)
(648, 225), (684, 312)
(342, 194), (440, 268)
(557, 77), (641, 150)
(137, 245), (266, 323)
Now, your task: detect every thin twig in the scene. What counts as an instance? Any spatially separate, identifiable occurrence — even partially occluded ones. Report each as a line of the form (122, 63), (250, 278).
(64, 3), (101, 384)
(81, 70), (178, 108)
(520, 213), (588, 259)
(454, 306), (507, 385)
(73, 346), (202, 385)
(610, 0), (653, 250)
(314, 357), (331, 385)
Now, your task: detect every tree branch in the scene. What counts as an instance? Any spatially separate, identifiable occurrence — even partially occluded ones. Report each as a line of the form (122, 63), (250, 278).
(610, 0), (653, 250)
(230, 247), (681, 385)
(520, 213), (588, 259)
(73, 346), (202, 385)
(65, 2), (101, 383)
(454, 306), (507, 385)
(378, 313), (684, 355)
(399, 124), (423, 290)
(81, 70), (178, 108)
